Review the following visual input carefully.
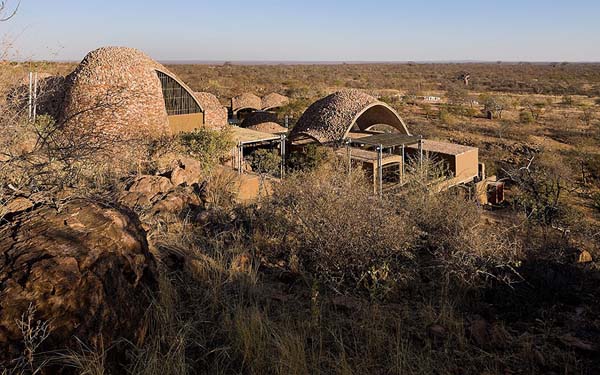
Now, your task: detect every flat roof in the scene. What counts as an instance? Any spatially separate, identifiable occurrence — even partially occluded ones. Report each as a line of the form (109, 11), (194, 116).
(406, 139), (477, 155)
(229, 126), (282, 144)
(349, 133), (421, 148)
(347, 131), (373, 139)
(336, 147), (403, 163)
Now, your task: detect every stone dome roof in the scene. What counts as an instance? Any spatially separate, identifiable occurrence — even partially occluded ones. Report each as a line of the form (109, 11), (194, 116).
(261, 93), (289, 110)
(240, 111), (278, 128)
(195, 92), (227, 128)
(60, 46), (196, 143)
(231, 92), (261, 113)
(290, 90), (409, 144)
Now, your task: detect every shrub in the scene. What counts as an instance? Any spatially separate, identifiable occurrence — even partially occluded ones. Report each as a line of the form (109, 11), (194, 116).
(248, 149), (281, 177)
(519, 110), (534, 124)
(397, 158), (523, 289)
(399, 188), (522, 290)
(179, 127), (234, 173)
(593, 192), (600, 213)
(506, 153), (571, 227)
(256, 161), (418, 295)
(254, 157), (523, 297)
(561, 95), (574, 105)
(286, 144), (332, 172)
(439, 108), (457, 125)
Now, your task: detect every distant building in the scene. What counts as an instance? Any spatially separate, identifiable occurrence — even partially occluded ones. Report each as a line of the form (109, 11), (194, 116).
(422, 96), (441, 103)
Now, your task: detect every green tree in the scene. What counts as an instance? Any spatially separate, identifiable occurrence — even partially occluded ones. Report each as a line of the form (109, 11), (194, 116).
(480, 94), (510, 119)
(179, 128), (234, 173)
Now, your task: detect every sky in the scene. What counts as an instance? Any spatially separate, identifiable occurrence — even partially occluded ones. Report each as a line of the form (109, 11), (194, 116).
(3, 0), (600, 62)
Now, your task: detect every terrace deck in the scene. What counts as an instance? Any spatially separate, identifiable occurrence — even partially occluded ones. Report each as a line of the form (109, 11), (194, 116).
(229, 125), (282, 145)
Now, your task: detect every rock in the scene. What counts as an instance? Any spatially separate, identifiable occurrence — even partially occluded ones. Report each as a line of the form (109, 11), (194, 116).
(120, 191), (154, 209)
(150, 185), (203, 221)
(169, 157), (203, 186)
(0, 201), (158, 364)
(120, 175), (174, 209)
(0, 197), (34, 218)
(427, 324), (447, 339)
(577, 250), (593, 263)
(331, 296), (363, 312)
(468, 317), (490, 347)
(128, 175), (173, 196)
(559, 334), (598, 352)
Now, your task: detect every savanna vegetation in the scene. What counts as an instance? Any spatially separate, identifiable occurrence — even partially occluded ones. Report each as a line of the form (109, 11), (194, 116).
(1, 5), (600, 374)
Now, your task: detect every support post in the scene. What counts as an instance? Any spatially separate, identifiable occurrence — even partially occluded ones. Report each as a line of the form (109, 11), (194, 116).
(418, 136), (423, 169)
(28, 72), (32, 122)
(237, 142), (243, 174)
(401, 144), (405, 185)
(32, 72), (38, 123)
(346, 139), (351, 176)
(378, 144), (383, 198)
(280, 135), (286, 178)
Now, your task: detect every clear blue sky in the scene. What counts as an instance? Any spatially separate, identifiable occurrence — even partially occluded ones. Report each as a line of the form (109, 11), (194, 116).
(4, 0), (600, 62)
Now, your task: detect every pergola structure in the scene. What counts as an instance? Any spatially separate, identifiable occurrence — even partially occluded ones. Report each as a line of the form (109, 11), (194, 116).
(229, 126), (286, 178)
(345, 133), (423, 195)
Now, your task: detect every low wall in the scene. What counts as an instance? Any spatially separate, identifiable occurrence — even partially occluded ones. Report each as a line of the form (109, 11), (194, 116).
(168, 113), (204, 133)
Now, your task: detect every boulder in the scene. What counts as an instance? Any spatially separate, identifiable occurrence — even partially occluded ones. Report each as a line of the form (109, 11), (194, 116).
(120, 175), (174, 209)
(577, 250), (593, 264)
(0, 197), (34, 219)
(169, 157), (203, 186)
(0, 200), (158, 365)
(128, 175), (173, 196)
(468, 316), (490, 347)
(150, 185), (203, 221)
(559, 334), (598, 352)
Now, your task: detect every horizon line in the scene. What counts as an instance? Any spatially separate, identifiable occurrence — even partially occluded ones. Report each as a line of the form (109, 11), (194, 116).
(13, 59), (600, 65)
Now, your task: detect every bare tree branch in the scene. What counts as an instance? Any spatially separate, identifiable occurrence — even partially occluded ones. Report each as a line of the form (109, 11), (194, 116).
(0, 1), (20, 22)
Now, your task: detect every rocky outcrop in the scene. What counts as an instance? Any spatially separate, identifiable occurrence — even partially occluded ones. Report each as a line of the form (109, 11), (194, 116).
(0, 200), (158, 364)
(168, 156), (204, 187)
(120, 160), (207, 226)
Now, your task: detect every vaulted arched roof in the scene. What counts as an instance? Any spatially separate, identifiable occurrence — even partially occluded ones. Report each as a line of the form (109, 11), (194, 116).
(290, 90), (409, 144)
(231, 93), (261, 114)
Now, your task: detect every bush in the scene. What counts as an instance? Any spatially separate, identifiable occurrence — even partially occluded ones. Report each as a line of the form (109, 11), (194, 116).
(439, 108), (457, 125)
(519, 110), (534, 124)
(248, 149), (281, 177)
(179, 127), (234, 173)
(286, 144), (332, 172)
(506, 153), (571, 227)
(256, 161), (418, 295)
(399, 188), (522, 290)
(254, 158), (523, 297)
(593, 192), (600, 213)
(561, 95), (574, 105)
